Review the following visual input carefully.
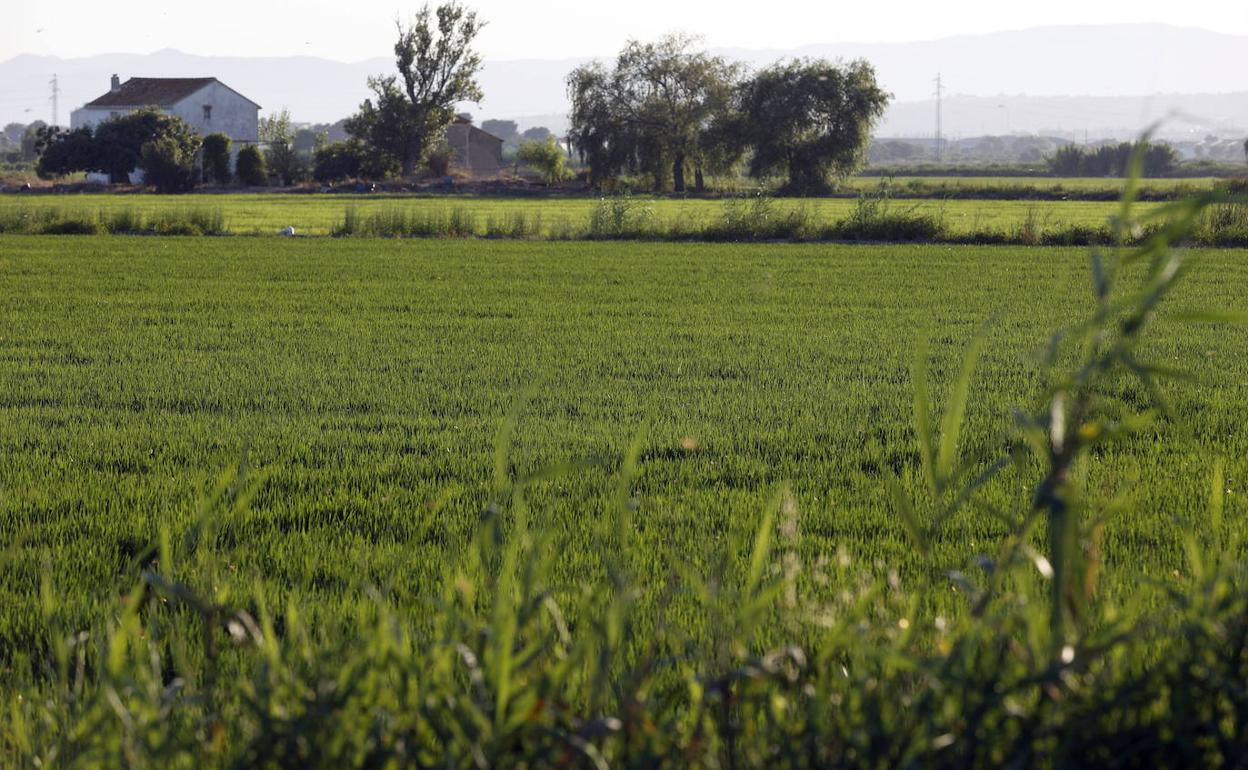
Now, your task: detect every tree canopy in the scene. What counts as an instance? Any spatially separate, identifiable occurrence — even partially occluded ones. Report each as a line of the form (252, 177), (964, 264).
(739, 59), (890, 194)
(347, 2), (486, 177)
(567, 35), (741, 192)
(36, 110), (199, 185)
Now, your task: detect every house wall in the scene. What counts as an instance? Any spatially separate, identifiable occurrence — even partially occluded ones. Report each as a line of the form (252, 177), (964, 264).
(69, 83), (259, 144)
(445, 124), (503, 177)
(168, 82), (259, 143)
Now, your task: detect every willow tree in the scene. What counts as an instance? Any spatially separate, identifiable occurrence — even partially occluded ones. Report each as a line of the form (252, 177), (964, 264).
(740, 59), (890, 194)
(567, 35), (741, 192)
(347, 3), (485, 177)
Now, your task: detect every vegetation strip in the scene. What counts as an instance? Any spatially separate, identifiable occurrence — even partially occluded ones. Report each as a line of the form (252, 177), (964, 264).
(3, 193), (1248, 245)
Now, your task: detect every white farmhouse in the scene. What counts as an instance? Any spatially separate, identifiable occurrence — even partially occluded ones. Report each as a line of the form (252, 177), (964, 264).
(72, 75), (260, 140)
(70, 75), (261, 183)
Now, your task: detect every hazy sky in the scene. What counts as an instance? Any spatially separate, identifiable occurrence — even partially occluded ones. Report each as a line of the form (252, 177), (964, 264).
(4, 0), (1248, 61)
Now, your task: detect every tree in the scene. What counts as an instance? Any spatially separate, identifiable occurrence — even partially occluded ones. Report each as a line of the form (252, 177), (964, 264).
(567, 62), (632, 188)
(1242, 137), (1247, 165)
(1048, 144), (1084, 176)
(202, 133), (232, 184)
(235, 145), (267, 186)
(481, 119), (518, 146)
(21, 121), (47, 161)
(260, 109), (307, 185)
(521, 126), (553, 143)
(313, 139), (397, 182)
(516, 136), (570, 184)
(93, 110), (184, 183)
(1047, 141), (1178, 178)
(3, 122), (25, 146)
(35, 126), (99, 179)
(740, 59), (890, 194)
(34, 110), (196, 184)
(567, 35), (741, 192)
(346, 2), (486, 177)
(139, 128), (201, 193)
(292, 128), (323, 153)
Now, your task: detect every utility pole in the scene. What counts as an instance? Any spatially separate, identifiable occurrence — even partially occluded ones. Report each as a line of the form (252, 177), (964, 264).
(933, 73), (944, 162)
(49, 74), (60, 127)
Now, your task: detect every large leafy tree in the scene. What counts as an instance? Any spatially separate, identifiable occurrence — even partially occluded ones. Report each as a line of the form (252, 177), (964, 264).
(138, 126), (202, 193)
(36, 109), (198, 185)
(34, 126), (99, 179)
(260, 108), (307, 185)
(567, 35), (741, 192)
(740, 59), (890, 194)
(347, 2), (485, 177)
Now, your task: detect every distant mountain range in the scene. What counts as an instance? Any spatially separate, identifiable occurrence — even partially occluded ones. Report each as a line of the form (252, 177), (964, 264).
(2, 24), (1246, 139)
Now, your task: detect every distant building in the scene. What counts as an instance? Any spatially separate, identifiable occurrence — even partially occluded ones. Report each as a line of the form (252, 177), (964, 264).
(72, 75), (261, 142)
(445, 117), (503, 177)
(70, 75), (261, 183)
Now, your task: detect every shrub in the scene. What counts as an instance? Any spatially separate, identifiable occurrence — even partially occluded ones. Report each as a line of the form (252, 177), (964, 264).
(313, 140), (363, 182)
(516, 136), (570, 185)
(139, 132), (201, 193)
(102, 207), (145, 234)
(830, 190), (945, 241)
(235, 146), (267, 186)
(202, 133), (232, 184)
(312, 139), (396, 182)
(586, 194), (655, 238)
(705, 193), (813, 241)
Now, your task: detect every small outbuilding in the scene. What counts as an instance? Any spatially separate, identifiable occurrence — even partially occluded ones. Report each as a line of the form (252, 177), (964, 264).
(444, 117), (504, 177)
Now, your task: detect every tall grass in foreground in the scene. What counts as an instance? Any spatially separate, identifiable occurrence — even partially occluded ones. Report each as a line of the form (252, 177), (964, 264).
(5, 147), (1248, 767)
(0, 205), (227, 236)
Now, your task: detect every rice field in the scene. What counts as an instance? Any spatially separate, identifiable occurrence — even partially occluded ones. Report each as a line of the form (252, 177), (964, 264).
(2, 234), (1246, 651)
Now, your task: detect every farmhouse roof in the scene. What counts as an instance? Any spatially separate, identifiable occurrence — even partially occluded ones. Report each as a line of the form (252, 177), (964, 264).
(449, 117), (503, 144)
(83, 77), (260, 109)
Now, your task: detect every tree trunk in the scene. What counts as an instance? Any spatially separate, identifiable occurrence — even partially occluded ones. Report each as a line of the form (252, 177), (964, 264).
(694, 164), (705, 193)
(672, 153), (686, 193)
(402, 136), (422, 178)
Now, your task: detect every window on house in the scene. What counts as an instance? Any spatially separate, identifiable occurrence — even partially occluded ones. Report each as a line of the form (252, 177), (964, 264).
(203, 105), (212, 121)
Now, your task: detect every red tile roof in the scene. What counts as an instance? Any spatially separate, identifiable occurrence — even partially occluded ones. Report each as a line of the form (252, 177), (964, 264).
(84, 78), (219, 108)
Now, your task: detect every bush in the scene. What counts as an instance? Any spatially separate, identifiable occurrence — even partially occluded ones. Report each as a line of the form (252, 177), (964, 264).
(139, 132), (201, 193)
(586, 194), (655, 238)
(516, 136), (570, 185)
(311, 139), (391, 183)
(830, 190), (945, 241)
(235, 146), (267, 186)
(202, 133), (232, 184)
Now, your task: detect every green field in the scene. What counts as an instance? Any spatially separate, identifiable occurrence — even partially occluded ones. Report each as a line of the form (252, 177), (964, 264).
(848, 175), (1218, 189)
(2, 234), (1245, 649)
(0, 192), (1166, 237)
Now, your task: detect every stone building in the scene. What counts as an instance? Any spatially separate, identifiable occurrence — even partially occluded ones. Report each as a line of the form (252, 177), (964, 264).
(444, 117), (504, 177)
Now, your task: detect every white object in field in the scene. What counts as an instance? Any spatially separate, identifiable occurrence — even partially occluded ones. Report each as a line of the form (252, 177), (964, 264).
(280, 226), (296, 236)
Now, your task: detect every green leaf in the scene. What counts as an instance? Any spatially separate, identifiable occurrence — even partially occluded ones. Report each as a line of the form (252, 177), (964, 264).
(745, 490), (779, 599)
(1090, 250), (1109, 301)
(911, 338), (937, 497)
(936, 332), (986, 485)
(1210, 458), (1225, 541)
(886, 476), (927, 553)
